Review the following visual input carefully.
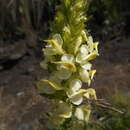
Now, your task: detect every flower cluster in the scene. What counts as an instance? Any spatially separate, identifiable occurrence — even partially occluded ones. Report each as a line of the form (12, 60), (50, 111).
(37, 0), (99, 126)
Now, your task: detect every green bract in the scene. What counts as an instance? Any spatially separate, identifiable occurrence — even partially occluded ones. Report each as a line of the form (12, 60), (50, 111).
(37, 0), (99, 126)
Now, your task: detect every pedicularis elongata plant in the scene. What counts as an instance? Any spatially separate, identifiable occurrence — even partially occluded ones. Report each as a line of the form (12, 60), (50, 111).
(37, 0), (99, 126)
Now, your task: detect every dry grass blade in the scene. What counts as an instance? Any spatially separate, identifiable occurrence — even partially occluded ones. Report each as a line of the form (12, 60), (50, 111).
(92, 99), (124, 114)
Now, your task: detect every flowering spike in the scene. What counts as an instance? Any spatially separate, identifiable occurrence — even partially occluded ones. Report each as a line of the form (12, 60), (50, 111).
(37, 0), (99, 125)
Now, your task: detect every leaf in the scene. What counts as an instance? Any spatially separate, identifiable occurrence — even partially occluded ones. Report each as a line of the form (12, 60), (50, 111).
(52, 61), (77, 72)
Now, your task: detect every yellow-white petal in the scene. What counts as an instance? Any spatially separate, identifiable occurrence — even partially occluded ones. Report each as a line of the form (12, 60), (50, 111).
(67, 89), (88, 98)
(70, 94), (83, 105)
(80, 45), (88, 54)
(37, 79), (63, 94)
(57, 69), (72, 80)
(37, 80), (56, 94)
(44, 40), (65, 55)
(79, 68), (90, 83)
(43, 47), (57, 56)
(75, 105), (91, 122)
(48, 116), (65, 127)
(89, 70), (96, 79)
(81, 62), (92, 70)
(87, 36), (93, 45)
(82, 106), (91, 122)
(83, 88), (97, 100)
(42, 80), (63, 90)
(86, 52), (99, 61)
(61, 54), (74, 62)
(49, 72), (62, 83)
(69, 79), (82, 92)
(88, 79), (91, 86)
(75, 107), (84, 120)
(76, 53), (88, 63)
(87, 36), (94, 53)
(52, 61), (77, 72)
(52, 34), (63, 45)
(57, 102), (72, 118)
(93, 42), (99, 52)
(84, 93), (90, 99)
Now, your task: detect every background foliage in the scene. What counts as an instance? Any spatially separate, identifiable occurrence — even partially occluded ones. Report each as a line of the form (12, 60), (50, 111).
(1, 0), (130, 43)
(88, 0), (130, 33)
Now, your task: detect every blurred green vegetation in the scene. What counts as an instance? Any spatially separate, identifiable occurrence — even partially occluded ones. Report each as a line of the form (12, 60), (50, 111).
(0, 0), (56, 43)
(37, 91), (130, 130)
(87, 91), (130, 130)
(88, 0), (130, 33)
(0, 0), (130, 44)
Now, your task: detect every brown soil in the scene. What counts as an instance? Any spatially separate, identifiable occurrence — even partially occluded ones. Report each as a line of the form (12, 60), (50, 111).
(0, 37), (130, 130)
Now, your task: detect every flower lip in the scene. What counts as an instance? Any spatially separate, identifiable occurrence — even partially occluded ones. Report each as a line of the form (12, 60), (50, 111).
(69, 79), (82, 93)
(61, 54), (74, 62)
(80, 44), (89, 54)
(81, 62), (92, 70)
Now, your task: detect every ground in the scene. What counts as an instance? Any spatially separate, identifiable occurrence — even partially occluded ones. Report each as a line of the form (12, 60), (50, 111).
(0, 36), (130, 130)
